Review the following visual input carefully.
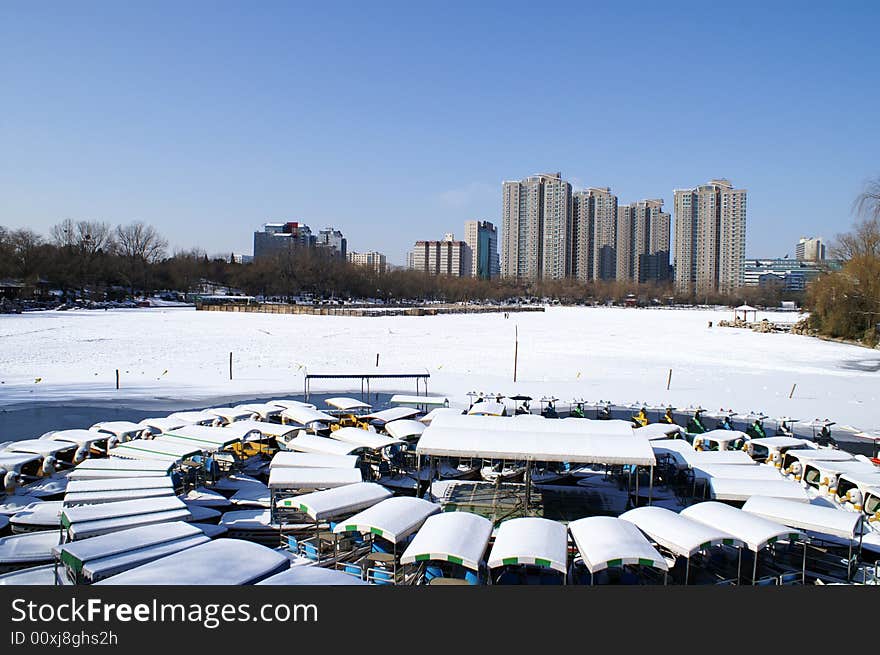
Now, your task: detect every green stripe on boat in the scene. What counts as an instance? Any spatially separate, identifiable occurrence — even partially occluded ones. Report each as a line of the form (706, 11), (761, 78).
(502, 557), (518, 565)
(370, 527), (383, 536)
(638, 558), (654, 567)
(415, 554), (430, 561)
(607, 558), (622, 567)
(723, 538), (733, 546)
(700, 541), (712, 550)
(345, 525), (357, 532)
(448, 556), (463, 565)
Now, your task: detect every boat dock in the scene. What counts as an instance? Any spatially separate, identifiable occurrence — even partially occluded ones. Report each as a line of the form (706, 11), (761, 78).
(196, 302), (545, 317)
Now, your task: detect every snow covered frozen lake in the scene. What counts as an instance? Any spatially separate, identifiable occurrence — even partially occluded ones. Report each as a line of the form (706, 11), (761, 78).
(0, 305), (878, 436)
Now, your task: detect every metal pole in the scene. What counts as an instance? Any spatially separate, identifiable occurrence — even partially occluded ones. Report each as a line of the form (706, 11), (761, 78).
(229, 352), (233, 380)
(635, 466), (639, 507)
(115, 369), (119, 390)
(648, 465), (653, 506)
(736, 549), (742, 585)
(752, 553), (758, 585)
(802, 540), (807, 584)
(685, 557), (690, 585)
(513, 326), (518, 383)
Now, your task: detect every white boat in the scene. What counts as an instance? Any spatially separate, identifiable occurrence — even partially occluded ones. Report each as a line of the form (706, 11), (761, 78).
(399, 511), (492, 585)
(362, 407), (421, 424)
(0, 563), (72, 585)
(179, 487), (231, 509)
(384, 420), (425, 441)
(62, 476), (176, 507)
(257, 566), (367, 585)
(41, 429), (109, 456)
(60, 496), (193, 541)
(90, 421), (148, 442)
(268, 467), (362, 492)
(95, 539), (290, 585)
(233, 403), (285, 421)
(229, 481), (271, 508)
(10, 501), (65, 533)
(280, 406), (338, 430)
(138, 417), (191, 436)
(67, 457), (174, 481)
(325, 397), (372, 412)
(270, 452), (360, 469)
(206, 407), (254, 425)
(487, 517), (568, 584)
(568, 516), (668, 585)
(167, 410), (222, 427)
(217, 509), (307, 545)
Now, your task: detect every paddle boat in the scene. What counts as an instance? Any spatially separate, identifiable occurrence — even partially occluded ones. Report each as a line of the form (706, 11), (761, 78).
(399, 511), (492, 585)
(487, 517), (568, 585)
(567, 516), (668, 585)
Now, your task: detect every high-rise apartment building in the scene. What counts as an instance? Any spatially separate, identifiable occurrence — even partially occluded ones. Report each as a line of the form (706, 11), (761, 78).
(795, 237), (826, 262)
(316, 227), (347, 258)
(674, 179), (747, 295)
(348, 251), (387, 274)
(633, 199), (671, 283)
(464, 220), (500, 279)
(501, 172), (572, 280)
(253, 221), (315, 259)
(410, 233), (467, 276)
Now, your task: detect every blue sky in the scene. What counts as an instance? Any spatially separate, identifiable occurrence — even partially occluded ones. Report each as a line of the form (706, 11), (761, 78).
(2, 2), (878, 265)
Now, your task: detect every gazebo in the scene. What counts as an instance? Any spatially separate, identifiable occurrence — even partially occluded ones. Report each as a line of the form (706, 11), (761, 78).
(734, 304), (758, 322)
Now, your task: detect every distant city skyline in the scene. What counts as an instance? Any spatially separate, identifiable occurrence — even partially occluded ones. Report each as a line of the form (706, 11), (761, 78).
(2, 3), (878, 266)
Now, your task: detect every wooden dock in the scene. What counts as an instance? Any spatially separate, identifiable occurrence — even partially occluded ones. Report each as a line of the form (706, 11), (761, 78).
(196, 302), (545, 317)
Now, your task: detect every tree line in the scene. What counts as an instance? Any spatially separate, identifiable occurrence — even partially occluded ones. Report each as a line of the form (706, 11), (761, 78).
(2, 218), (801, 307)
(805, 178), (880, 347)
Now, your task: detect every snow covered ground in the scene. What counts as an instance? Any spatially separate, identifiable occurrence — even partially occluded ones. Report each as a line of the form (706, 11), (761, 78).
(0, 305), (878, 434)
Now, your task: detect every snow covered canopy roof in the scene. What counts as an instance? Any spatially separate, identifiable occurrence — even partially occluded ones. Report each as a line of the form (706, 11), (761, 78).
(4, 439), (77, 457)
(691, 464), (782, 481)
(487, 517), (568, 573)
(281, 406), (338, 426)
(270, 399), (317, 411)
(62, 497), (192, 540)
(681, 502), (805, 552)
(268, 467), (362, 490)
(429, 412), (634, 436)
(233, 403), (285, 419)
(633, 423), (684, 440)
(65, 477), (174, 495)
(161, 425), (251, 449)
(95, 539), (290, 585)
(57, 521), (205, 574)
(620, 507), (744, 558)
(167, 411), (221, 425)
(653, 440), (755, 467)
(390, 395), (449, 407)
(324, 397), (372, 411)
(329, 427), (401, 451)
(269, 452), (359, 469)
(568, 516), (668, 573)
(110, 438), (203, 462)
(138, 418), (190, 434)
(467, 401), (506, 416)
(89, 422), (147, 438)
(43, 429), (107, 447)
(709, 478), (810, 502)
(277, 483), (391, 521)
(257, 567), (367, 585)
(693, 430), (749, 446)
(743, 496), (862, 539)
(384, 419), (425, 440)
(399, 511), (493, 571)
(784, 449), (854, 464)
(419, 408), (464, 424)
(225, 420), (298, 440)
(332, 497), (440, 543)
(0, 452), (42, 471)
(747, 436), (813, 450)
(206, 407), (253, 422)
(417, 426), (656, 466)
(362, 407), (422, 423)
(68, 458), (173, 480)
(285, 433), (361, 456)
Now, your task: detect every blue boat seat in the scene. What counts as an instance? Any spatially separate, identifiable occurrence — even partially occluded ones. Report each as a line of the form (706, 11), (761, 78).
(464, 570), (480, 585)
(425, 565), (444, 583)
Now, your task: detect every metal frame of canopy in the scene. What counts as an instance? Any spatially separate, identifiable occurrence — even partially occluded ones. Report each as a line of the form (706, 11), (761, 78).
(303, 371), (430, 403)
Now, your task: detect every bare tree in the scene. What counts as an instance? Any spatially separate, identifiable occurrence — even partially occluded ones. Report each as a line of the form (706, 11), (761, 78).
(854, 176), (880, 220)
(114, 222), (168, 263)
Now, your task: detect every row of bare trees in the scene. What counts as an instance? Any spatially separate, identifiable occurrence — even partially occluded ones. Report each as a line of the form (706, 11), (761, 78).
(805, 178), (880, 347)
(3, 218), (804, 307)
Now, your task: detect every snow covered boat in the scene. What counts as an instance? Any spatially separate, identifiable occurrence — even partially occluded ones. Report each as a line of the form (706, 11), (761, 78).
(568, 516), (668, 585)
(399, 511), (492, 585)
(90, 421), (147, 442)
(487, 517), (567, 585)
(0, 530), (63, 573)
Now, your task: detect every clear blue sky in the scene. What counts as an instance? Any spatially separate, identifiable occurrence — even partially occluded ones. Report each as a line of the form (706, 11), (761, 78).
(2, 1), (878, 265)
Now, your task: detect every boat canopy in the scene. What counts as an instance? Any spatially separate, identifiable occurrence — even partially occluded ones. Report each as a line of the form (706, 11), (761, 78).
(9, 501), (63, 529)
(90, 421), (148, 439)
(568, 516), (668, 573)
(56, 521), (208, 581)
(110, 438), (203, 463)
(64, 486), (175, 507)
(785, 449), (854, 464)
(419, 408), (463, 424)
(285, 433), (361, 456)
(68, 458), (173, 481)
(268, 467), (362, 490)
(0, 453), (42, 471)
(206, 407), (253, 423)
(226, 420), (298, 440)
(399, 511), (492, 571)
(487, 517), (568, 574)
(681, 502), (805, 552)
(384, 420), (426, 440)
(747, 436), (813, 450)
(137, 417), (190, 434)
(329, 427), (401, 451)
(417, 426), (656, 466)
(65, 477), (174, 495)
(95, 539), (290, 585)
(836, 470), (880, 490)
(362, 407), (421, 423)
(620, 507), (744, 558)
(167, 410), (220, 425)
(161, 424), (251, 449)
(0, 531), (62, 566)
(277, 482), (391, 521)
(743, 496), (862, 539)
(62, 497), (192, 540)
(430, 413), (634, 437)
(270, 452), (359, 469)
(332, 497), (440, 543)
(270, 399), (317, 410)
(43, 429), (106, 447)
(633, 423), (685, 440)
(257, 567), (367, 585)
(709, 478), (810, 503)
(234, 403), (284, 420)
(4, 439), (77, 457)
(691, 464), (784, 481)
(281, 406), (339, 426)
(694, 429), (750, 446)
(653, 441), (754, 467)
(390, 394), (449, 408)
(325, 397), (372, 411)
(0, 564), (72, 586)
(467, 401), (506, 416)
